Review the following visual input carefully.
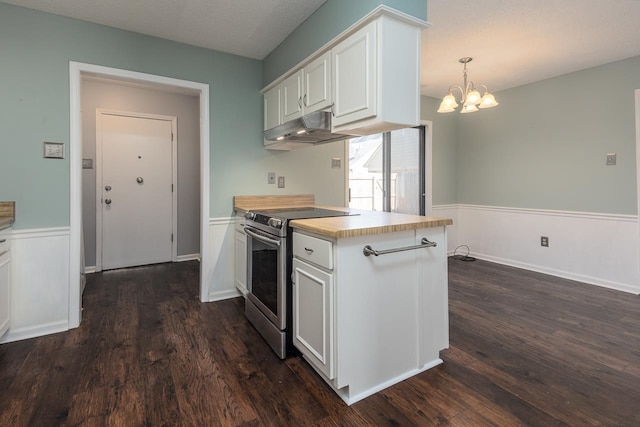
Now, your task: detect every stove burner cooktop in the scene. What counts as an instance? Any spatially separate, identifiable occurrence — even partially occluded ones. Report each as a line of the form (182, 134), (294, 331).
(256, 207), (356, 220)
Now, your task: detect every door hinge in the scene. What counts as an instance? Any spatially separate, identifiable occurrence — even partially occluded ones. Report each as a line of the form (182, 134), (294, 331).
(172, 184), (174, 192)
(171, 233), (174, 242)
(171, 132), (174, 142)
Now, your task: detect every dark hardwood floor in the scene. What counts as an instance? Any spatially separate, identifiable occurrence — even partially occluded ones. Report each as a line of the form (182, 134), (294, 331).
(1, 259), (638, 426)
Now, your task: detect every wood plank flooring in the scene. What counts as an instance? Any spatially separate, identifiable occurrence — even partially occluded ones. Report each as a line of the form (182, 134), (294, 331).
(0, 259), (638, 426)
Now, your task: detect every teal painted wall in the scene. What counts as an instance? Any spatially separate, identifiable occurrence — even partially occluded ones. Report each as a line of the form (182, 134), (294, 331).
(262, 0), (427, 86)
(420, 96), (458, 205)
(423, 55), (640, 215)
(0, 3), (263, 228)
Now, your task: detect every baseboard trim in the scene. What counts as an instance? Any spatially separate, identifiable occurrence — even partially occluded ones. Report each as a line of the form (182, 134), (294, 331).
(177, 253), (200, 262)
(208, 288), (241, 302)
(84, 265), (97, 274)
(471, 252), (640, 295)
(0, 320), (69, 344)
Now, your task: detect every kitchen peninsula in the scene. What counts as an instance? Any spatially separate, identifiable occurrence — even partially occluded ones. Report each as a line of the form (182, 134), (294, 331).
(235, 195), (452, 405)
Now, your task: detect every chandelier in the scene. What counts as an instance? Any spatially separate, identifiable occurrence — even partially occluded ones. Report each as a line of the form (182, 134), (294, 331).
(437, 57), (499, 114)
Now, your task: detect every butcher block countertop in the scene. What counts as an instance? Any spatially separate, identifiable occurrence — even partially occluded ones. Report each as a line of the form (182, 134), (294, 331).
(233, 195), (452, 239)
(0, 202), (15, 230)
(290, 211), (453, 239)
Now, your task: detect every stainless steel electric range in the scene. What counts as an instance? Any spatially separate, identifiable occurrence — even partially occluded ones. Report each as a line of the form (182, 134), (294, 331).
(243, 207), (356, 358)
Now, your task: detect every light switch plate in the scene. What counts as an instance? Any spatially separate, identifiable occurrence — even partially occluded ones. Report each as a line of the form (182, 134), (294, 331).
(331, 158), (341, 169)
(43, 142), (64, 159)
(606, 153), (616, 166)
(82, 159), (93, 169)
(268, 172), (276, 184)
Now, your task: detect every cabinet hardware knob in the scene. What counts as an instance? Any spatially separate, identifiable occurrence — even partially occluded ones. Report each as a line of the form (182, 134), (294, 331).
(105, 198), (112, 205)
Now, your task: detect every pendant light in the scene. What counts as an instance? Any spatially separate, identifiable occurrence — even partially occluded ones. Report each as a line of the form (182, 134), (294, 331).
(437, 57), (499, 114)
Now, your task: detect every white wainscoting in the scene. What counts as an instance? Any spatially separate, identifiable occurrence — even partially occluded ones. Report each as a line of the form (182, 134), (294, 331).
(205, 217), (241, 302)
(435, 204), (640, 294)
(0, 227), (71, 343)
(432, 204), (459, 254)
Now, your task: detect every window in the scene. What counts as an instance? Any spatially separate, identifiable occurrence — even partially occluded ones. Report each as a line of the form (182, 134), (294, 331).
(348, 126), (426, 215)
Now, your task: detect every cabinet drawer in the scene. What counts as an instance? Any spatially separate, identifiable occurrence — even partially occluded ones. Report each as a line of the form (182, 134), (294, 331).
(0, 234), (8, 255)
(293, 233), (333, 270)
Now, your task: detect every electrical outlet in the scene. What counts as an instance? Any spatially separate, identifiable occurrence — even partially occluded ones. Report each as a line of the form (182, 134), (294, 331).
(277, 176), (285, 188)
(331, 158), (341, 169)
(541, 236), (549, 247)
(268, 172), (276, 184)
(606, 153), (616, 166)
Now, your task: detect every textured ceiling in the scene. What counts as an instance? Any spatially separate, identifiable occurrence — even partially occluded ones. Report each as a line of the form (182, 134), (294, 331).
(1, 0), (327, 59)
(422, 0), (640, 97)
(3, 0), (640, 96)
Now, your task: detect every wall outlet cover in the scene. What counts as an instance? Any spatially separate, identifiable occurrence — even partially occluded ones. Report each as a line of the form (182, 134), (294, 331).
(332, 158), (341, 169)
(277, 176), (285, 188)
(541, 236), (549, 247)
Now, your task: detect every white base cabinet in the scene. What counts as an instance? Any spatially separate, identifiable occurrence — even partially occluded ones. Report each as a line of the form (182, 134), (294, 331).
(234, 216), (247, 296)
(291, 226), (449, 405)
(0, 231), (10, 339)
(292, 258), (334, 379)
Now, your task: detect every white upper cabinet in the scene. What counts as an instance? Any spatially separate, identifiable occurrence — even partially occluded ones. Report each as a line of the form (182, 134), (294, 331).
(331, 21), (377, 129)
(332, 15), (422, 135)
(263, 85), (282, 131)
(262, 6), (427, 147)
(279, 51), (333, 125)
(282, 69), (303, 122)
(303, 51), (332, 114)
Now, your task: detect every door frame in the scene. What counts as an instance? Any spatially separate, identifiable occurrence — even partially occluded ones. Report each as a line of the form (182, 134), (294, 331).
(422, 120), (433, 217)
(95, 109), (178, 272)
(69, 62), (210, 328)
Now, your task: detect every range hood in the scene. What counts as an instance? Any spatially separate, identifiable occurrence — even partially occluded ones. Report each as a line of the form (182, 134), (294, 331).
(264, 110), (353, 145)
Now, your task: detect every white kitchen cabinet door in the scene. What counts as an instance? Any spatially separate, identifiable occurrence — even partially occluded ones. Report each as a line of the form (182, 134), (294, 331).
(281, 70), (304, 123)
(292, 258), (334, 379)
(0, 250), (10, 338)
(332, 15), (421, 135)
(264, 85), (282, 131)
(332, 20), (377, 128)
(304, 51), (332, 113)
(234, 229), (247, 295)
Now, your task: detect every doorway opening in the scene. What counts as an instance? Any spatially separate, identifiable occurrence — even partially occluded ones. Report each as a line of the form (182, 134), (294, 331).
(69, 62), (211, 328)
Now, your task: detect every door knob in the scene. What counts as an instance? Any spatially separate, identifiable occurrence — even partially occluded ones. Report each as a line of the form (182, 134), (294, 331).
(105, 198), (112, 205)
(136, 177), (144, 184)
(105, 185), (111, 191)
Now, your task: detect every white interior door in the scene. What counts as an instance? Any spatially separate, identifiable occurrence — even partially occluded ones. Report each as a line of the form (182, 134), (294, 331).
(98, 112), (175, 270)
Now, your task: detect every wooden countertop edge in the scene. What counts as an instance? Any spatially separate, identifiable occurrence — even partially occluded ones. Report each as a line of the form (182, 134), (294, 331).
(290, 217), (453, 239)
(0, 202), (15, 230)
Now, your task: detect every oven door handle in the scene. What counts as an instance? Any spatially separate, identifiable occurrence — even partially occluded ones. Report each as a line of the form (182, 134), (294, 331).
(245, 227), (281, 247)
